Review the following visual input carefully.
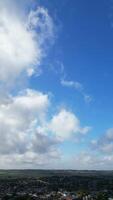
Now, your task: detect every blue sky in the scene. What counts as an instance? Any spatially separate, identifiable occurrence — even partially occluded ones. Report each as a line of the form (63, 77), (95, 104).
(30, 0), (113, 140)
(0, 0), (113, 169)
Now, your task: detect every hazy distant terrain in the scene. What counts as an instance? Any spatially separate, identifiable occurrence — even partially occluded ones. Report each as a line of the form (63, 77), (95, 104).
(0, 170), (113, 178)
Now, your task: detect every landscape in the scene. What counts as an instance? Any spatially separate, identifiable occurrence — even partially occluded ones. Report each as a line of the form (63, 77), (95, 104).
(0, 0), (113, 199)
(0, 170), (112, 199)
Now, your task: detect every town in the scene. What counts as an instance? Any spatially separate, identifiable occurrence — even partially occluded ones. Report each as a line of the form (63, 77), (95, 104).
(0, 170), (113, 200)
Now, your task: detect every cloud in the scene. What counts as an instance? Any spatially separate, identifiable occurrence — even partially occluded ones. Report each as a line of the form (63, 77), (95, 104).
(61, 79), (83, 91)
(0, 88), (61, 168)
(84, 94), (93, 103)
(0, 89), (50, 154)
(66, 128), (113, 170)
(0, 2), (54, 83)
(91, 128), (113, 154)
(0, 87), (91, 167)
(61, 78), (93, 103)
(48, 109), (91, 140)
(50, 150), (113, 170)
(31, 132), (59, 154)
(27, 7), (54, 45)
(71, 152), (113, 170)
(0, 151), (60, 169)
(70, 151), (113, 170)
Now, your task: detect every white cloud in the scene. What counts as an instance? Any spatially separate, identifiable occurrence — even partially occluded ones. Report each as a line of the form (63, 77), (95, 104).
(61, 79), (83, 91)
(0, 87), (91, 167)
(0, 151), (60, 169)
(91, 128), (113, 154)
(48, 109), (91, 140)
(72, 152), (113, 170)
(66, 128), (113, 170)
(0, 89), (49, 154)
(27, 7), (54, 45)
(71, 150), (113, 170)
(0, 88), (61, 168)
(0, 2), (54, 83)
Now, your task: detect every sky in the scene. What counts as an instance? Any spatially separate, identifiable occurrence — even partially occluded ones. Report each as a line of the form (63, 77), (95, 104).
(0, 0), (113, 170)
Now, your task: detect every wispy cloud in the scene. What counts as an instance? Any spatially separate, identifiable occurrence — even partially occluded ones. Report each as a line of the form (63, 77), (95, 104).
(61, 79), (83, 91)
(61, 78), (93, 103)
(50, 61), (93, 103)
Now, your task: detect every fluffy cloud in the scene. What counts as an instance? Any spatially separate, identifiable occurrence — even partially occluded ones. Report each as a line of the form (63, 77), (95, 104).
(0, 87), (91, 167)
(0, 2), (54, 83)
(0, 88), (61, 167)
(48, 109), (91, 140)
(0, 89), (50, 154)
